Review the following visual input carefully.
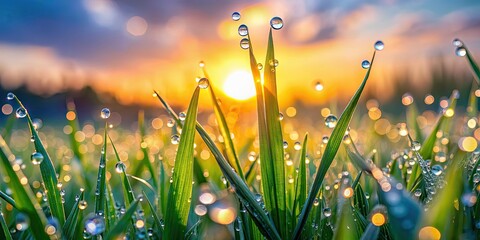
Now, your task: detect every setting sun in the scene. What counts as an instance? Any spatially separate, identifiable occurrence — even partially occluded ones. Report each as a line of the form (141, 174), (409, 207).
(223, 70), (256, 100)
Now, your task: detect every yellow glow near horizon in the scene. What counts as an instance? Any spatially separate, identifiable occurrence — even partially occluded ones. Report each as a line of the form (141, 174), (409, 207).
(223, 70), (256, 100)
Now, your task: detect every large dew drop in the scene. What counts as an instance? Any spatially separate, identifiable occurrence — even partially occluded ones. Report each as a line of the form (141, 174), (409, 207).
(238, 24), (248, 36)
(231, 12), (241, 21)
(240, 38), (250, 50)
(84, 215), (106, 236)
(171, 135), (180, 144)
(325, 114), (338, 129)
(115, 162), (126, 173)
(361, 60), (371, 69)
(198, 78), (209, 89)
(452, 38), (463, 47)
(78, 200), (88, 210)
(16, 107), (27, 118)
(455, 47), (466, 57)
(31, 152), (44, 165)
(314, 81), (324, 91)
(100, 108), (110, 119)
(323, 207), (332, 217)
(431, 165), (443, 176)
(374, 40), (385, 51)
(270, 17), (283, 30)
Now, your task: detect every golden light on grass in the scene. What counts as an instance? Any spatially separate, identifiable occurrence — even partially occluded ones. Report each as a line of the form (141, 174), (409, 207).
(418, 226), (441, 240)
(458, 136), (477, 152)
(371, 212), (386, 226)
(223, 70), (256, 100)
(444, 108), (454, 117)
(126, 16), (148, 36)
(209, 205), (236, 225)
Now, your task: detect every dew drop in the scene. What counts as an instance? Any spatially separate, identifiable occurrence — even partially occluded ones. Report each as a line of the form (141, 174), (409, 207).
(414, 189), (422, 197)
(198, 78), (209, 89)
(100, 108), (110, 119)
(456, 47), (466, 57)
(171, 135), (180, 145)
(240, 38), (250, 50)
(452, 38), (463, 47)
(374, 40), (384, 51)
(283, 140), (288, 149)
(16, 107), (27, 118)
(278, 112), (284, 121)
(361, 60), (371, 69)
(294, 142), (301, 150)
(323, 207), (332, 217)
(313, 198), (319, 206)
(15, 213), (29, 231)
(257, 63), (263, 70)
(431, 165), (443, 176)
(324, 114), (338, 129)
(167, 119), (175, 127)
(238, 24), (248, 36)
(199, 61), (205, 68)
(232, 12), (241, 21)
(179, 112), (186, 121)
(79, 200), (88, 210)
(115, 162), (126, 173)
(84, 215), (105, 236)
(31, 152), (44, 165)
(322, 135), (329, 144)
(270, 17), (283, 30)
(7, 92), (15, 100)
(411, 141), (421, 151)
(314, 81), (324, 91)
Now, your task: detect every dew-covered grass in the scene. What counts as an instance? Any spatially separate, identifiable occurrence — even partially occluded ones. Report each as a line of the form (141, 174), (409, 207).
(0, 15), (480, 240)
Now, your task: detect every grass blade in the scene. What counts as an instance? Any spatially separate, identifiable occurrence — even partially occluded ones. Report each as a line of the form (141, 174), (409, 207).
(360, 223), (380, 240)
(155, 92), (281, 239)
(134, 110), (158, 188)
(459, 41), (480, 84)
(0, 135), (50, 240)
(292, 51), (376, 240)
(105, 200), (139, 240)
(13, 96), (66, 225)
(0, 190), (16, 209)
(109, 134), (135, 207)
(145, 193), (163, 238)
(93, 123), (108, 236)
(292, 134), (308, 238)
(0, 209), (12, 240)
(164, 87), (200, 239)
(63, 191), (85, 239)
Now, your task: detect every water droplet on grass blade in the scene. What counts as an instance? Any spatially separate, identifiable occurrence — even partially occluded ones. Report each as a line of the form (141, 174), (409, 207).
(452, 38), (463, 47)
(431, 165), (443, 176)
(115, 162), (126, 173)
(361, 60), (371, 69)
(79, 200), (88, 210)
(100, 108), (110, 119)
(283, 140), (288, 149)
(456, 47), (466, 57)
(15, 213), (29, 231)
(240, 38), (249, 49)
(314, 81), (324, 91)
(84, 215), (105, 236)
(171, 135), (180, 144)
(323, 207), (332, 217)
(325, 114), (338, 128)
(7, 92), (14, 100)
(374, 40), (384, 51)
(294, 142), (301, 150)
(198, 78), (209, 89)
(179, 112), (186, 121)
(16, 107), (27, 118)
(270, 17), (283, 30)
(232, 12), (241, 21)
(238, 24), (248, 36)
(313, 198), (319, 206)
(257, 63), (263, 70)
(411, 141), (421, 151)
(31, 152), (44, 165)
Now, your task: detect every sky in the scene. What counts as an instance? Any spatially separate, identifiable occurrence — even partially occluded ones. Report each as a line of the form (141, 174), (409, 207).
(0, 0), (479, 107)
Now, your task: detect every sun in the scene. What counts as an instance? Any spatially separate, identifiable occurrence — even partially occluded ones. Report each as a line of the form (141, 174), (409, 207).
(223, 70), (256, 100)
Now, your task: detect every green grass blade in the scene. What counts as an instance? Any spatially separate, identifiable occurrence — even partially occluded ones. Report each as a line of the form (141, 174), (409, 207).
(164, 87), (200, 239)
(467, 82), (478, 118)
(134, 110), (158, 188)
(1, 114), (15, 144)
(185, 219), (202, 239)
(360, 223), (380, 240)
(63, 191), (84, 239)
(333, 200), (359, 240)
(292, 51), (376, 240)
(105, 183), (117, 231)
(105, 200), (139, 240)
(292, 134), (308, 238)
(354, 180), (369, 217)
(94, 123), (108, 235)
(202, 69), (245, 179)
(155, 92), (281, 240)
(462, 44), (480, 84)
(145, 193), (163, 238)
(0, 190), (16, 209)
(406, 103), (424, 143)
(13, 96), (66, 225)
(66, 100), (85, 163)
(0, 210), (12, 240)
(108, 134), (135, 207)
(0, 135), (50, 240)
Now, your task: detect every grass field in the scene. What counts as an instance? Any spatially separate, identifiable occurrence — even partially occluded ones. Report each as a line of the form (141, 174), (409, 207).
(0, 17), (480, 240)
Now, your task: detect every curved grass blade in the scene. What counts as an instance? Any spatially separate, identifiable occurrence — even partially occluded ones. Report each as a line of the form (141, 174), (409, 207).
(354, 179), (369, 217)
(106, 183), (117, 230)
(164, 87), (200, 239)
(105, 200), (139, 240)
(292, 51), (376, 240)
(154, 92), (281, 240)
(109, 134), (135, 207)
(0, 190), (16, 209)
(202, 69), (245, 179)
(0, 210), (12, 240)
(13, 96), (66, 225)
(94, 123), (108, 237)
(0, 135), (50, 240)
(459, 41), (480, 84)
(63, 191), (84, 239)
(185, 219), (202, 239)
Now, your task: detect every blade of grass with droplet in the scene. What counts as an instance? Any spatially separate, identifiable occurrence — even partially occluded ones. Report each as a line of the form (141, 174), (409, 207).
(109, 134), (135, 207)
(422, 150), (466, 233)
(202, 69), (244, 179)
(333, 200), (360, 240)
(159, 160), (167, 218)
(105, 200), (139, 240)
(360, 223), (380, 240)
(354, 177), (369, 217)
(145, 193), (163, 238)
(134, 110), (158, 188)
(292, 51), (376, 240)
(94, 123), (108, 237)
(0, 135), (50, 240)
(0, 190), (16, 208)
(406, 103), (424, 143)
(292, 134), (308, 238)
(154, 92), (281, 240)
(105, 183), (117, 230)
(164, 87), (200, 239)
(467, 82), (478, 119)
(13, 96), (66, 225)
(0, 209), (12, 240)
(63, 191), (84, 240)
(463, 44), (480, 84)
(185, 219), (202, 240)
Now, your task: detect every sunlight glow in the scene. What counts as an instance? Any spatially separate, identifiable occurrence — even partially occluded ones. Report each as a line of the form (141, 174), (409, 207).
(223, 70), (256, 100)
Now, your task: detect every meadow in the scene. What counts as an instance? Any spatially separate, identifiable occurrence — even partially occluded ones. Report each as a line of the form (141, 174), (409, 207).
(0, 15), (480, 240)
